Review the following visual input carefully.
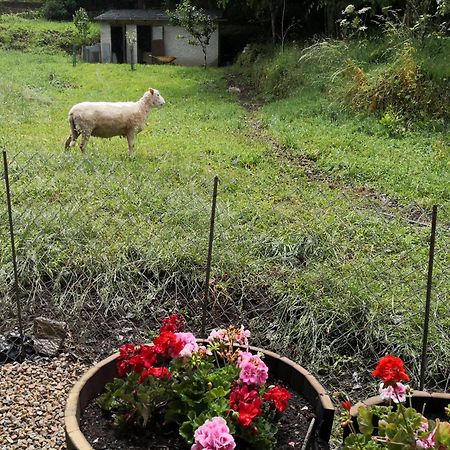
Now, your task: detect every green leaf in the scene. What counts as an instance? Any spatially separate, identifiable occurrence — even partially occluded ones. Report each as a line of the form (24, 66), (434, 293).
(344, 433), (380, 449)
(435, 420), (450, 446)
(357, 406), (374, 435)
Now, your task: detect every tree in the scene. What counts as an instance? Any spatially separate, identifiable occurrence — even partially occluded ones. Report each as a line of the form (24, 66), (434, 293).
(217, 0), (292, 44)
(42, 0), (77, 20)
(73, 7), (90, 48)
(167, 0), (218, 68)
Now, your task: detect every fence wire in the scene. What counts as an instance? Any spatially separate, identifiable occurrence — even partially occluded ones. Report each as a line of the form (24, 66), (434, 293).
(0, 149), (449, 396)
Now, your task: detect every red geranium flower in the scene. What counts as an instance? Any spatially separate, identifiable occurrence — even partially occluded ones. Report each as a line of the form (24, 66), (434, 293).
(160, 314), (185, 333)
(117, 343), (140, 377)
(263, 385), (292, 413)
(138, 366), (171, 383)
(229, 384), (262, 426)
(341, 400), (352, 411)
(153, 331), (184, 359)
(372, 355), (410, 384)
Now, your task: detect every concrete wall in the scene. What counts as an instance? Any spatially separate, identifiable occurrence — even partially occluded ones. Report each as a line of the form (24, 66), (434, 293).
(100, 23), (111, 63)
(164, 25), (219, 67)
(98, 22), (220, 67)
(125, 24), (138, 65)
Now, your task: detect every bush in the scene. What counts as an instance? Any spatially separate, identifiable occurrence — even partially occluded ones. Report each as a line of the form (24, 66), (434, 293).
(41, 0), (77, 21)
(233, 38), (449, 125)
(343, 42), (450, 121)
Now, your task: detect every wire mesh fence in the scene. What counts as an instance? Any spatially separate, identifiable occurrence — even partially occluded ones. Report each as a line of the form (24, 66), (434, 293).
(0, 148), (449, 396)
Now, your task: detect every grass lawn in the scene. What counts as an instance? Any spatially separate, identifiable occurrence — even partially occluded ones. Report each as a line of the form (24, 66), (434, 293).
(0, 45), (448, 388)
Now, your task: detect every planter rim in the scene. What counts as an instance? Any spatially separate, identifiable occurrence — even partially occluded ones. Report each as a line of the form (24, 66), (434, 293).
(66, 343), (335, 450)
(65, 352), (119, 449)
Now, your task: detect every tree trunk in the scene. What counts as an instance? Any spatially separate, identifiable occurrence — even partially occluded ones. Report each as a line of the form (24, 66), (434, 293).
(269, 0), (277, 44)
(324, 0), (348, 37)
(202, 46), (207, 69)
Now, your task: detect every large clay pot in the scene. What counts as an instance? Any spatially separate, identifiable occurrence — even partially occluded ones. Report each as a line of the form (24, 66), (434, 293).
(65, 345), (335, 449)
(344, 391), (450, 440)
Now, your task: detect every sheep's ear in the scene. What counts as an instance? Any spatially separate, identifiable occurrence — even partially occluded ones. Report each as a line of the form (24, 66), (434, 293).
(149, 88), (155, 95)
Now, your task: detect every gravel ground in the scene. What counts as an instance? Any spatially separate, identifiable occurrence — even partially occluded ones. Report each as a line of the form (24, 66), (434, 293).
(0, 354), (88, 450)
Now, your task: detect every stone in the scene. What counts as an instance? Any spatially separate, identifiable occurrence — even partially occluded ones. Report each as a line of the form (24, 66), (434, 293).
(32, 317), (68, 357)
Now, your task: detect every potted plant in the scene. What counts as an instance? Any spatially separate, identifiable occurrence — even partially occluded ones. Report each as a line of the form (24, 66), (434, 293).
(65, 315), (334, 449)
(340, 355), (450, 449)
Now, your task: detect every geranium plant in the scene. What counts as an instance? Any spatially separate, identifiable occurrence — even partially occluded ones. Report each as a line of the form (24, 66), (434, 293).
(98, 314), (292, 449)
(340, 355), (450, 449)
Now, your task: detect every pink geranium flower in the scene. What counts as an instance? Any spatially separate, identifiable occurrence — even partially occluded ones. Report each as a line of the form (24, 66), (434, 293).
(207, 328), (228, 342)
(173, 332), (199, 358)
(378, 382), (407, 403)
(416, 428), (436, 449)
(191, 416), (236, 450)
(237, 351), (268, 386)
(235, 326), (251, 345)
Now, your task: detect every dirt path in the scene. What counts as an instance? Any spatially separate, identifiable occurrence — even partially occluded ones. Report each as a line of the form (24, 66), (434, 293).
(225, 73), (437, 228)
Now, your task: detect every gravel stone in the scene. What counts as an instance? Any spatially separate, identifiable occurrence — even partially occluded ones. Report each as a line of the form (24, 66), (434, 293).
(0, 354), (88, 450)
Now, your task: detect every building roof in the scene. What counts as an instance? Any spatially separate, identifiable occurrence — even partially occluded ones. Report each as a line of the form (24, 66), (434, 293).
(95, 9), (223, 23)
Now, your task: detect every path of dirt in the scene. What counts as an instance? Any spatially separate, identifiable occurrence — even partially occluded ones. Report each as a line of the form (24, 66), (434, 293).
(225, 73), (438, 229)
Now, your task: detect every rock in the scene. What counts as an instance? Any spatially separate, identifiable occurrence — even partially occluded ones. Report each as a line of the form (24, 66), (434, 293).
(32, 338), (61, 357)
(32, 317), (68, 357)
(33, 317), (67, 340)
(227, 86), (241, 94)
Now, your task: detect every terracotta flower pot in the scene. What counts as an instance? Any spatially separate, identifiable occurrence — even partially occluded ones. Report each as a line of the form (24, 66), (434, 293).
(343, 391), (450, 440)
(65, 344), (335, 450)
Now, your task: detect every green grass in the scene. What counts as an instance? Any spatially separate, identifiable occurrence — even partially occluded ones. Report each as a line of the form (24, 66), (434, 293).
(259, 91), (449, 209)
(0, 39), (448, 390)
(0, 14), (99, 52)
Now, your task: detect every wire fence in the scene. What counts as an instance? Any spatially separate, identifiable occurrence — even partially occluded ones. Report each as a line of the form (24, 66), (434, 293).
(0, 148), (449, 396)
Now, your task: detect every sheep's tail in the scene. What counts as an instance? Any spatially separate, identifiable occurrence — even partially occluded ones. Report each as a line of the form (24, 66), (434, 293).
(65, 113), (78, 149)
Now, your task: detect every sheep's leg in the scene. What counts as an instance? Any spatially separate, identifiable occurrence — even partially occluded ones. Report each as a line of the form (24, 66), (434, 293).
(64, 135), (73, 149)
(65, 115), (80, 149)
(126, 132), (135, 155)
(79, 131), (91, 152)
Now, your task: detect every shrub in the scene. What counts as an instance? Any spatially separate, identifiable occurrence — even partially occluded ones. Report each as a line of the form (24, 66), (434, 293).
(342, 42), (450, 121)
(41, 0), (77, 21)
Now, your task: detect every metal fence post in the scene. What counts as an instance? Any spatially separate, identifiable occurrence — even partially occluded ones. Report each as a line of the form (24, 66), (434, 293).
(419, 205), (438, 390)
(2, 150), (24, 355)
(201, 176), (219, 337)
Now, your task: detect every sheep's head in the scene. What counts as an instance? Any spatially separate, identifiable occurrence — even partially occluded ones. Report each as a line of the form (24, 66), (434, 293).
(145, 88), (165, 107)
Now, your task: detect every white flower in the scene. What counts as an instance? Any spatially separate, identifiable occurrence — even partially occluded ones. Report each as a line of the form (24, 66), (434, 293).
(343, 4), (355, 15)
(358, 7), (371, 14)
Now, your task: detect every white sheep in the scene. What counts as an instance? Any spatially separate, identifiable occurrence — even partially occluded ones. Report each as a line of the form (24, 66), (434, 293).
(65, 88), (165, 154)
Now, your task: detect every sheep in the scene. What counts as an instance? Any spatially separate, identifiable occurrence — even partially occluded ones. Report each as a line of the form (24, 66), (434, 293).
(65, 88), (165, 154)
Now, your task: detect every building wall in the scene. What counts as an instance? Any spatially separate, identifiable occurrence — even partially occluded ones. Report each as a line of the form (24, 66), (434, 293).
(98, 22), (220, 67)
(100, 23), (112, 63)
(164, 25), (219, 67)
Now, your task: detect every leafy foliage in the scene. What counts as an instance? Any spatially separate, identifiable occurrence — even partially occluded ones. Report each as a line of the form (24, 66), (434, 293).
(98, 320), (291, 449)
(167, 0), (217, 68)
(41, 0), (77, 21)
(72, 7), (90, 48)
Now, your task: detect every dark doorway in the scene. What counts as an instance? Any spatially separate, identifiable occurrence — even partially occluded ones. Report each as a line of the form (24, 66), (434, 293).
(111, 25), (124, 63)
(137, 25), (152, 63)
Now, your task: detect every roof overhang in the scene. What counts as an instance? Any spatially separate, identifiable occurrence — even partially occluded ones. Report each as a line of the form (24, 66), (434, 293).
(95, 9), (224, 24)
